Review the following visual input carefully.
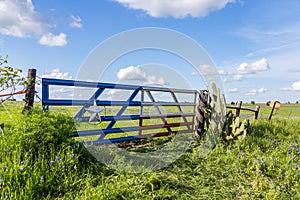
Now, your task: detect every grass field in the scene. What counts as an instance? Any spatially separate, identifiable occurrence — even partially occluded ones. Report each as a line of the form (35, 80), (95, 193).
(0, 101), (300, 199)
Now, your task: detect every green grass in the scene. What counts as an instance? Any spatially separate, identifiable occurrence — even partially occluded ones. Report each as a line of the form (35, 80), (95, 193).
(0, 102), (300, 199)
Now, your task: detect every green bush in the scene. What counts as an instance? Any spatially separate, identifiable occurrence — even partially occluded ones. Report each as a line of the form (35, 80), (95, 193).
(0, 109), (89, 199)
(16, 109), (76, 157)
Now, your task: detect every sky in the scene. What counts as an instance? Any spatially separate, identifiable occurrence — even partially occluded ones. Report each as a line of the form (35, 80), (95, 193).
(0, 0), (300, 103)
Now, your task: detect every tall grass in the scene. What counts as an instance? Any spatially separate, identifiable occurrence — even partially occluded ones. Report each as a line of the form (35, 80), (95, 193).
(0, 104), (300, 199)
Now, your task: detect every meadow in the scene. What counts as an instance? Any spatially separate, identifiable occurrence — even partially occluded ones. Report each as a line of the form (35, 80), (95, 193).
(0, 101), (300, 199)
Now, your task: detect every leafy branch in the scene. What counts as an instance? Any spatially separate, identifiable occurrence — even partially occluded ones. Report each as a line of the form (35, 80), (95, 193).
(0, 55), (27, 103)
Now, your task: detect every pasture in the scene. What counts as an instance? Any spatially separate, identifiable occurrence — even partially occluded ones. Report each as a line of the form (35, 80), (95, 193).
(0, 101), (300, 199)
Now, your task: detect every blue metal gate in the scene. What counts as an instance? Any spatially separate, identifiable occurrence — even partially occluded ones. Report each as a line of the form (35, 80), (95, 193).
(42, 78), (198, 145)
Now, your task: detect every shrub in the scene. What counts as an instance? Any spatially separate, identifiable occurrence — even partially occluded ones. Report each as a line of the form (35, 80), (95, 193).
(0, 109), (88, 199)
(16, 109), (76, 156)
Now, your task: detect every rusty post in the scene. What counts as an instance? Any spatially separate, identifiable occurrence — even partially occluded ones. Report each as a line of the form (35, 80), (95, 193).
(235, 101), (242, 117)
(268, 101), (277, 121)
(254, 105), (260, 120)
(23, 68), (36, 112)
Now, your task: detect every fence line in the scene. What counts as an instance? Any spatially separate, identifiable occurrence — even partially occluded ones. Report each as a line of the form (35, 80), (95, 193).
(226, 101), (260, 119)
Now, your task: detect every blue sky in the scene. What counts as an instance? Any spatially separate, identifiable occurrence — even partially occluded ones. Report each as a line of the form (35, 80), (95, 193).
(0, 0), (300, 103)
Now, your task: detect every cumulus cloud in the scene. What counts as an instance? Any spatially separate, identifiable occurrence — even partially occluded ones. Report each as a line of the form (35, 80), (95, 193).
(117, 66), (165, 85)
(282, 81), (300, 91)
(41, 68), (72, 79)
(192, 64), (219, 76)
(228, 88), (238, 93)
(245, 87), (267, 96)
(217, 69), (230, 75)
(237, 58), (270, 74)
(0, 0), (68, 46)
(115, 0), (236, 18)
(69, 15), (82, 28)
(232, 74), (243, 81)
(38, 33), (67, 47)
(0, 0), (46, 37)
(38, 68), (73, 98)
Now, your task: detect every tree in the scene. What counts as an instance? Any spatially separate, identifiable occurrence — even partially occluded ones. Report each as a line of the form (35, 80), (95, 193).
(250, 100), (255, 105)
(296, 101), (299, 104)
(0, 55), (27, 103)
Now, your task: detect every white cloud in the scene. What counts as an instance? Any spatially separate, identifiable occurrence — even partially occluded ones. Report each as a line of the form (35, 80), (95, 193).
(232, 74), (243, 81)
(41, 68), (72, 79)
(245, 87), (267, 96)
(38, 33), (67, 47)
(282, 81), (300, 91)
(218, 69), (230, 75)
(117, 66), (147, 81)
(117, 66), (165, 85)
(37, 68), (73, 99)
(115, 0), (236, 18)
(237, 58), (270, 74)
(0, 0), (46, 37)
(69, 15), (82, 28)
(228, 88), (238, 93)
(192, 64), (219, 76)
(0, 0), (70, 46)
(258, 87), (267, 93)
(291, 81), (300, 91)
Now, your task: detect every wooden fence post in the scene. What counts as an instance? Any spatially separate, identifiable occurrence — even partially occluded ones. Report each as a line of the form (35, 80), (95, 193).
(254, 105), (260, 120)
(23, 68), (36, 112)
(235, 101), (242, 117)
(268, 101), (277, 121)
(195, 90), (208, 139)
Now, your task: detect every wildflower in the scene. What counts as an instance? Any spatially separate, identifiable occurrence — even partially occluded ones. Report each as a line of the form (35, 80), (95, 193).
(0, 179), (3, 182)
(143, 177), (146, 181)
(6, 148), (10, 152)
(55, 156), (59, 161)
(282, 185), (286, 189)
(50, 161), (55, 166)
(2, 167), (6, 172)
(40, 176), (44, 181)
(74, 165), (77, 170)
(296, 165), (299, 170)
(71, 154), (75, 160)
(20, 161), (26, 165)
(258, 159), (262, 164)
(62, 165), (65, 170)
(59, 158), (63, 163)
(38, 154), (41, 159)
(19, 168), (24, 174)
(0, 187), (2, 192)
(238, 154), (241, 159)
(291, 143), (295, 148)
(58, 193), (63, 198)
